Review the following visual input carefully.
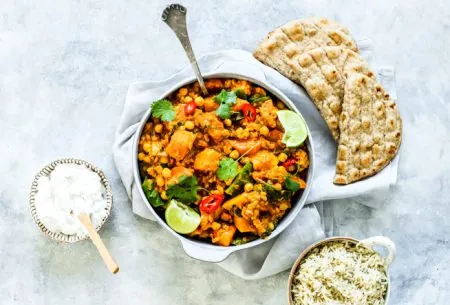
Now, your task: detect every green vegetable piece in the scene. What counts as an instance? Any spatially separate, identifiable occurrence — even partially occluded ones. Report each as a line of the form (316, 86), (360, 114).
(249, 95), (271, 104)
(214, 89), (237, 105)
(285, 176), (300, 192)
(264, 184), (291, 203)
(217, 157), (239, 181)
(166, 175), (199, 203)
(216, 103), (232, 119)
(234, 88), (247, 99)
(214, 90), (237, 119)
(225, 162), (253, 196)
(151, 99), (175, 122)
(142, 178), (165, 207)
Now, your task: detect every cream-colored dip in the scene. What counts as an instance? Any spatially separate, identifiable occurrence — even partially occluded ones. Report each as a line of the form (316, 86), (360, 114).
(34, 164), (108, 236)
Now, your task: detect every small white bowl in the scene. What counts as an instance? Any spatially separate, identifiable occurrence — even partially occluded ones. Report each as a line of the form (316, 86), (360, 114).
(29, 158), (113, 243)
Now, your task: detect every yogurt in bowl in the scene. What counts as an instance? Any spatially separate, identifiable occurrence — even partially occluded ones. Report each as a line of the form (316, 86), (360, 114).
(29, 158), (113, 243)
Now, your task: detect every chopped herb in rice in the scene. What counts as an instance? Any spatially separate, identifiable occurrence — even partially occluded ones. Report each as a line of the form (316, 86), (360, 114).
(291, 241), (388, 305)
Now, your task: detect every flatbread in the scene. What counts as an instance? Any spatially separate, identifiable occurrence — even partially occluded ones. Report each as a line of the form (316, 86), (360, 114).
(254, 18), (358, 85)
(296, 47), (375, 140)
(333, 73), (402, 185)
(254, 19), (358, 140)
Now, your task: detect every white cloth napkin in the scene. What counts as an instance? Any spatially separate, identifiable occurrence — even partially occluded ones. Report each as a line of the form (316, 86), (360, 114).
(113, 43), (399, 279)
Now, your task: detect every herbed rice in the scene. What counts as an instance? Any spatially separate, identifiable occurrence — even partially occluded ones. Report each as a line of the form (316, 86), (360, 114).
(291, 241), (388, 305)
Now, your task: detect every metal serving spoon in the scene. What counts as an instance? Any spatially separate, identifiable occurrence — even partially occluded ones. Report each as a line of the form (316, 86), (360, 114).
(162, 3), (209, 96)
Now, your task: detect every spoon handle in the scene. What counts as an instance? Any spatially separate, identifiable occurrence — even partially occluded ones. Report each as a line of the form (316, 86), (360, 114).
(77, 213), (119, 274)
(162, 4), (208, 96)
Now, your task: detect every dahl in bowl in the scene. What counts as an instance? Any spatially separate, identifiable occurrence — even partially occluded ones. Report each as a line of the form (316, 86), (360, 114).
(137, 78), (309, 246)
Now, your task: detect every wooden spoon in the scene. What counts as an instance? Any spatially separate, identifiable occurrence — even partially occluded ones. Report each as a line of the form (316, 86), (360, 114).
(77, 213), (119, 274)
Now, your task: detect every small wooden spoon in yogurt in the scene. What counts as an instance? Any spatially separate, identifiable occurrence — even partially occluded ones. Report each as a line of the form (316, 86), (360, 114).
(76, 213), (119, 274)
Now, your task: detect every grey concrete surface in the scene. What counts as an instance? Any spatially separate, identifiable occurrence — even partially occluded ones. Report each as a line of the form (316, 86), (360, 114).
(1, 0), (449, 304)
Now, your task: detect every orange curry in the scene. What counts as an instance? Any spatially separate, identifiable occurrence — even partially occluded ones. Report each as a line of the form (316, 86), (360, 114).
(138, 78), (309, 246)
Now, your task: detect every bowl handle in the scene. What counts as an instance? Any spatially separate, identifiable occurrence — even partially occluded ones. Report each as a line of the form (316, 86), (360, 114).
(181, 241), (234, 263)
(359, 236), (396, 268)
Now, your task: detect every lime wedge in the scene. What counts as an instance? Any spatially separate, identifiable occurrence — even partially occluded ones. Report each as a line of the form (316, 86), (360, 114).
(277, 110), (308, 147)
(165, 199), (200, 234)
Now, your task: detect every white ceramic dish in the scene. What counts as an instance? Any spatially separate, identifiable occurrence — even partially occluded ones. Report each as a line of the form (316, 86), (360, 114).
(29, 158), (113, 243)
(133, 72), (315, 262)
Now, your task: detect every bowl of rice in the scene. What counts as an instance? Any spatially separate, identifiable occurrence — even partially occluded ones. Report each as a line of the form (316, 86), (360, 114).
(288, 236), (396, 305)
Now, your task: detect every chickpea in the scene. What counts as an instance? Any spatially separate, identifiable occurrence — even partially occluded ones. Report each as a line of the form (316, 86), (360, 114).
(279, 203), (288, 211)
(194, 96), (204, 107)
(162, 168), (171, 178)
(184, 96), (193, 103)
(179, 88), (188, 96)
(138, 152), (146, 161)
(244, 183), (254, 192)
(224, 119), (232, 127)
(151, 135), (159, 141)
(156, 176), (165, 187)
(143, 156), (151, 164)
(268, 142), (276, 150)
(268, 222), (275, 230)
(236, 127), (250, 139)
(155, 165), (163, 173)
(143, 142), (151, 153)
(223, 145), (232, 155)
(161, 191), (168, 200)
(274, 183), (282, 191)
(212, 222), (221, 230)
(260, 126), (269, 136)
(254, 184), (263, 192)
(154, 124), (163, 133)
(160, 156), (169, 164)
(185, 121), (195, 130)
(278, 153), (288, 162)
(229, 150), (239, 159)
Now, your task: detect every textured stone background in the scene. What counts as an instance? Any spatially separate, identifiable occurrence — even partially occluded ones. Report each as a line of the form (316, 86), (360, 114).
(1, 0), (449, 304)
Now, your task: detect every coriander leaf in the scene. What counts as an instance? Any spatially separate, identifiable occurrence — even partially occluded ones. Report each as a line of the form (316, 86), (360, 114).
(216, 103), (232, 119)
(166, 175), (198, 203)
(234, 88), (247, 99)
(142, 178), (165, 207)
(285, 176), (300, 192)
(217, 157), (239, 181)
(249, 95), (271, 104)
(214, 90), (237, 119)
(225, 162), (253, 196)
(214, 89), (237, 105)
(151, 99), (175, 121)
